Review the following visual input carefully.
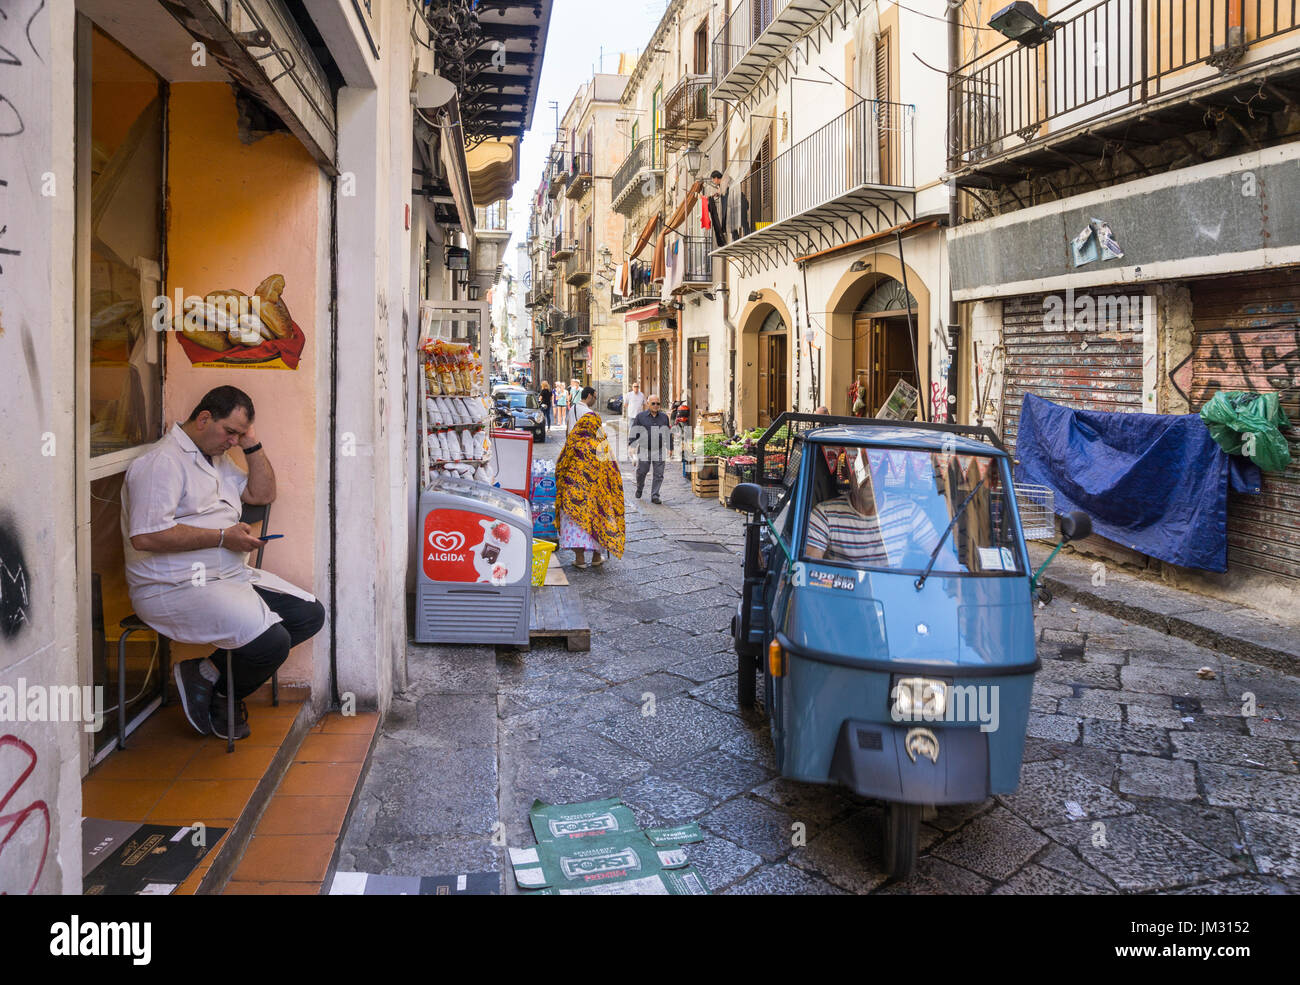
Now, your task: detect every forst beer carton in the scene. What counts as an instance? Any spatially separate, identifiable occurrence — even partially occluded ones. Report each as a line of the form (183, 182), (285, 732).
(509, 833), (708, 895)
(529, 798), (639, 843)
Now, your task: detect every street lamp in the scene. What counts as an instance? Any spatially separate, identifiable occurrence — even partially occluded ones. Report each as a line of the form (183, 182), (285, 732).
(988, 1), (1057, 46)
(683, 143), (704, 178)
(467, 284), (480, 301)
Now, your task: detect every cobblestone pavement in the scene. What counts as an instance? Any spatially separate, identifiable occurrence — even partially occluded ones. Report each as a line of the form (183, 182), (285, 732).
(339, 417), (1300, 894)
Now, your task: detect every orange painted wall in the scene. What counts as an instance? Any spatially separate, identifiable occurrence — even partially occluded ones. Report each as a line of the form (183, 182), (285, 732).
(163, 83), (322, 681)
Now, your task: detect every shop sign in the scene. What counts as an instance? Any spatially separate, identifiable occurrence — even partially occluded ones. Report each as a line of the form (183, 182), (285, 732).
(638, 318), (668, 335)
(422, 509), (528, 585)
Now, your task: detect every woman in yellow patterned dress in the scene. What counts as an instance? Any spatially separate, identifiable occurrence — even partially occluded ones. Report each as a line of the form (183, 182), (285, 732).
(554, 392), (625, 568)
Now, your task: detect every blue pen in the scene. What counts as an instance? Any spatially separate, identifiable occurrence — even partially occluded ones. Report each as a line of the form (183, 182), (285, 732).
(259, 534), (284, 541)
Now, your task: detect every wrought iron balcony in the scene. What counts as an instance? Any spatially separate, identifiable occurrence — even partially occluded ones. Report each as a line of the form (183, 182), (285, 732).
(612, 274), (661, 312)
(565, 150), (593, 200)
(565, 238), (593, 286)
(663, 75), (714, 142)
(563, 312), (591, 339)
(711, 0), (841, 102)
(611, 137), (665, 215)
(949, 0), (1300, 174)
(678, 236), (713, 286)
(550, 238), (576, 262)
(712, 98), (916, 273)
(546, 309), (565, 334)
(546, 150), (568, 198)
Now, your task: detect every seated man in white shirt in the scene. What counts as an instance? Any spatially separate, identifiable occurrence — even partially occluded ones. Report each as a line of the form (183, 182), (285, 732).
(804, 448), (945, 569)
(122, 386), (324, 741)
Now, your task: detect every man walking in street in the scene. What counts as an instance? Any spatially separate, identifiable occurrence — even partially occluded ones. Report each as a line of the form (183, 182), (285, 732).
(629, 394), (673, 504)
(623, 383), (645, 462)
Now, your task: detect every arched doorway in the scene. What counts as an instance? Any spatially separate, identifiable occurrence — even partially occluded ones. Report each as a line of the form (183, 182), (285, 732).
(825, 256), (931, 420)
(736, 290), (795, 431)
(852, 278), (919, 417)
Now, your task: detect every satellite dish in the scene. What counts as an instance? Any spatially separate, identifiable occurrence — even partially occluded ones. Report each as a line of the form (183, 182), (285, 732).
(412, 72), (457, 109)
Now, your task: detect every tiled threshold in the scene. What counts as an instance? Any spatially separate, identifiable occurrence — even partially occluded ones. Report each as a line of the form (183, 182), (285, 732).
(82, 686), (379, 895)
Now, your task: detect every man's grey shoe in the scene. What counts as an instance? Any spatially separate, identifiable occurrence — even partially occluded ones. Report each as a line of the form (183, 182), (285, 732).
(652, 495), (662, 504)
(174, 659), (214, 735)
(210, 695), (251, 741)
(636, 487), (643, 499)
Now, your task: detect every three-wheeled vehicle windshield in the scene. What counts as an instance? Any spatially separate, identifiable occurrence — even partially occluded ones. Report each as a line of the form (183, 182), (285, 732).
(799, 444), (1023, 577)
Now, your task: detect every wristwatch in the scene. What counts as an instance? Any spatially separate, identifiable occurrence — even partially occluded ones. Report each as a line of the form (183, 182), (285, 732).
(243, 442), (263, 455)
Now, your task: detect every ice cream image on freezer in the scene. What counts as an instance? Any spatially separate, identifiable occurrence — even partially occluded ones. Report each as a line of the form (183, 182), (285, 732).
(473, 519), (524, 585)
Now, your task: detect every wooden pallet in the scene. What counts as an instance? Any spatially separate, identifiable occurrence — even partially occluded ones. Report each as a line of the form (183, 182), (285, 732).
(528, 584), (590, 651)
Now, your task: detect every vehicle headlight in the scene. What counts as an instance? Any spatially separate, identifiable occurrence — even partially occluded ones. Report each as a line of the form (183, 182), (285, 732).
(891, 677), (948, 721)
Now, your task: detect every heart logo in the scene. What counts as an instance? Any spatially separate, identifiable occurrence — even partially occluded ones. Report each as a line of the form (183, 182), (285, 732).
(428, 530), (465, 553)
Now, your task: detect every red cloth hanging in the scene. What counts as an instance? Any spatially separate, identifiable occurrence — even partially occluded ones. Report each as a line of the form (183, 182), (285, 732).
(700, 195), (711, 230)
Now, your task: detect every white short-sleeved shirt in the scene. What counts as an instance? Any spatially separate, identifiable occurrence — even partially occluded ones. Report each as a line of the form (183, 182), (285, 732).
(121, 423), (315, 649)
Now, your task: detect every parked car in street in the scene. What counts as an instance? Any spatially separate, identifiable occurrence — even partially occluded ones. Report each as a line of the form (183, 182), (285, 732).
(492, 385), (547, 442)
(607, 393), (623, 414)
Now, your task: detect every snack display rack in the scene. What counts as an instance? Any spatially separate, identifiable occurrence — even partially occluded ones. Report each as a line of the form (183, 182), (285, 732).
(419, 338), (493, 488)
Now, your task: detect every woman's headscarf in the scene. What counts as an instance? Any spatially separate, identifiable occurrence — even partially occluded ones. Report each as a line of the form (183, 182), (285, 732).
(555, 412), (625, 558)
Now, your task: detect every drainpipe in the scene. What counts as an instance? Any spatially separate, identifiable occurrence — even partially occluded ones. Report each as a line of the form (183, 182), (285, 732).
(946, 2), (962, 424)
(720, 271), (736, 437)
(327, 173), (341, 709)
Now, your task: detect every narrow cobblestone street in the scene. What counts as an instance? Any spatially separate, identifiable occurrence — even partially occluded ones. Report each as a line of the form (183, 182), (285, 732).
(339, 416), (1300, 894)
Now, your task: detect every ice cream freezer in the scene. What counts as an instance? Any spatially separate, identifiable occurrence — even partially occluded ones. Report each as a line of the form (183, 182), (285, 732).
(416, 476), (532, 646)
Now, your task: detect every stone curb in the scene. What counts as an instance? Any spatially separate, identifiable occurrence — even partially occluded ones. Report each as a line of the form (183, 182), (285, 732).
(1029, 546), (1300, 677)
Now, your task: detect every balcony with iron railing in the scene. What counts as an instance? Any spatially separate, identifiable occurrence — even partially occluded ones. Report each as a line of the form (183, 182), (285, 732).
(712, 98), (916, 265)
(546, 309), (565, 334)
(711, 0), (841, 102)
(612, 272), (661, 312)
(565, 236), (593, 286)
(546, 149), (569, 198)
(550, 236), (577, 262)
(677, 236), (713, 288)
(611, 137), (665, 215)
(663, 75), (715, 143)
(563, 312), (591, 339)
(950, 0), (1300, 176)
(565, 150), (594, 200)
(474, 200), (509, 236)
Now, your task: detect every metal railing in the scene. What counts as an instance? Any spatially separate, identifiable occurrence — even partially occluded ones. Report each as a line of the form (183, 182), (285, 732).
(681, 236), (713, 282)
(611, 137), (665, 204)
(746, 99), (913, 230)
(712, 0), (789, 89)
(951, 0), (1300, 164)
(664, 74), (714, 132)
(569, 150), (592, 180)
(563, 312), (591, 338)
(474, 200), (508, 232)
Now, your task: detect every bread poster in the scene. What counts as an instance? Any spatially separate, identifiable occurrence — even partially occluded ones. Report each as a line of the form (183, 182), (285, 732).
(171, 274), (307, 369)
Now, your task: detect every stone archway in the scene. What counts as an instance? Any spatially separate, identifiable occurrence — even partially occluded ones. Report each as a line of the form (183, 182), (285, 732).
(735, 289), (796, 432)
(824, 253), (931, 418)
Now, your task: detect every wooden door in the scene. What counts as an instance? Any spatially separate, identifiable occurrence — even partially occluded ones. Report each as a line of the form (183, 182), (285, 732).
(881, 318), (916, 409)
(852, 314), (873, 414)
(759, 332), (788, 426)
(690, 347), (709, 425)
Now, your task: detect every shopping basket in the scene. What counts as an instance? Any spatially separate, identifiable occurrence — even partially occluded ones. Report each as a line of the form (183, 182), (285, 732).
(530, 539), (557, 587)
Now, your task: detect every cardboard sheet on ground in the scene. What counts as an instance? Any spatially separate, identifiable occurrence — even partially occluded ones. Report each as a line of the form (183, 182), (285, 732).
(82, 818), (225, 895)
(329, 871), (499, 895)
(529, 797), (640, 843)
(509, 835), (709, 895)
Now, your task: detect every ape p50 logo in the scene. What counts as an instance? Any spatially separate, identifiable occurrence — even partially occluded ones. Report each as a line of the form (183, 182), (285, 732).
(560, 845), (643, 880)
(548, 812), (620, 838)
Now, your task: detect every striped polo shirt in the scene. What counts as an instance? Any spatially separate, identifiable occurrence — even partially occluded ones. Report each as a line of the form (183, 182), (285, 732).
(805, 496), (940, 567)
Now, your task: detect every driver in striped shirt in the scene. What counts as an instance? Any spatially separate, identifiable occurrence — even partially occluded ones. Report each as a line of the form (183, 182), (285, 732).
(804, 448), (943, 568)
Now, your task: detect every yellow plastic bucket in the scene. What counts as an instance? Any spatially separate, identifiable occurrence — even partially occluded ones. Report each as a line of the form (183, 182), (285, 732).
(530, 539), (556, 587)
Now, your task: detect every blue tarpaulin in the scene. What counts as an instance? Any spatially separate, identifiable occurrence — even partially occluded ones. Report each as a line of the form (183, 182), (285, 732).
(1014, 394), (1261, 572)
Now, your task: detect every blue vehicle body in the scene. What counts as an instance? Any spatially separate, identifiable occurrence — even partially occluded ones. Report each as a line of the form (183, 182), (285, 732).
(733, 420), (1038, 810)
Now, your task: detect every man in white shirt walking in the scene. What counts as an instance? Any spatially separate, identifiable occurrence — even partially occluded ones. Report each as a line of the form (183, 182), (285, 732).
(122, 386), (324, 741)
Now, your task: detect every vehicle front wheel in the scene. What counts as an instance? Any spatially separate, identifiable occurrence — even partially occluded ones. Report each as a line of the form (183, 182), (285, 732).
(882, 802), (922, 880)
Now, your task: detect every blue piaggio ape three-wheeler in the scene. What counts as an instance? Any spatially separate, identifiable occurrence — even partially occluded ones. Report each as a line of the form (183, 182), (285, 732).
(728, 413), (1091, 879)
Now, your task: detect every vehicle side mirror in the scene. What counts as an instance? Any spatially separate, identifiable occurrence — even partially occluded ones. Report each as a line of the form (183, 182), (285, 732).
(730, 482), (764, 515)
(1058, 511), (1092, 542)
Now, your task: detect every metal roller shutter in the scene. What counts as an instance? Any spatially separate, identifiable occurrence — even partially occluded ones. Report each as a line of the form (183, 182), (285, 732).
(1000, 291), (1145, 452)
(1189, 272), (1300, 581)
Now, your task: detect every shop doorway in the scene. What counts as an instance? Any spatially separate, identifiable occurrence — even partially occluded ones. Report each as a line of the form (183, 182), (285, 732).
(850, 279), (919, 416)
(689, 340), (709, 426)
(757, 310), (788, 427)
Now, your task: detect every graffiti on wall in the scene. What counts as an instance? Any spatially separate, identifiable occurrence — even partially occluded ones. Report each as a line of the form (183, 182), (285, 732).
(0, 520), (30, 640)
(0, 734), (50, 894)
(930, 321), (951, 421)
(1178, 323), (1300, 415)
(0, 1), (48, 276)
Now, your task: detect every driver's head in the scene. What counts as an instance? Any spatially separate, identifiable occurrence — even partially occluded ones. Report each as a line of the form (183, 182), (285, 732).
(841, 448), (879, 515)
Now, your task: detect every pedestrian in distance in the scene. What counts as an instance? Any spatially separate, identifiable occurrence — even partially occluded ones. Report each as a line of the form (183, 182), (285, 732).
(629, 394), (673, 504)
(539, 381), (553, 427)
(554, 381), (569, 432)
(555, 386), (624, 569)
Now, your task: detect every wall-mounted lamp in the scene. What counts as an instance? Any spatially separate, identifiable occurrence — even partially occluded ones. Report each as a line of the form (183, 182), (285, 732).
(747, 290), (762, 302)
(683, 143), (705, 178)
(988, 1), (1058, 46)
(849, 260), (871, 273)
(467, 284), (480, 301)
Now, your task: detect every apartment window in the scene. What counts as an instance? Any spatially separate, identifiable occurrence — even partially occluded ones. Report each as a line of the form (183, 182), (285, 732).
(694, 21), (709, 75)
